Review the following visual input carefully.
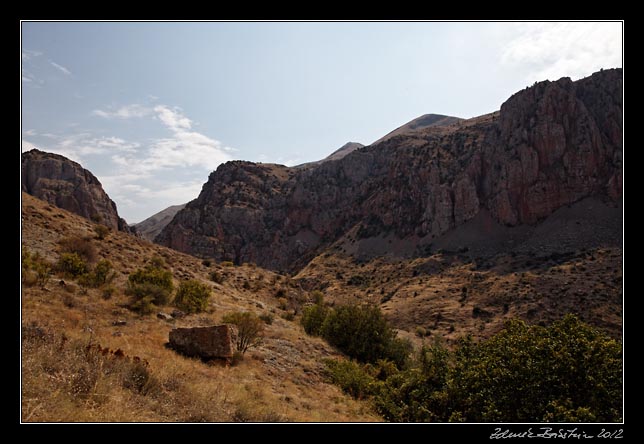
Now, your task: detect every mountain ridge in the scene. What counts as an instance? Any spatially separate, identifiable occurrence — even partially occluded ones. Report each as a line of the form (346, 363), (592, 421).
(157, 69), (622, 273)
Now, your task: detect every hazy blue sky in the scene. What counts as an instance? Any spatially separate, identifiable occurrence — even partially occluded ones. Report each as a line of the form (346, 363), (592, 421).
(21, 21), (622, 223)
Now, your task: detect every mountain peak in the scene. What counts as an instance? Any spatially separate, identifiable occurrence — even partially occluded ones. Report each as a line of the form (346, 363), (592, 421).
(21, 149), (132, 232)
(373, 113), (463, 145)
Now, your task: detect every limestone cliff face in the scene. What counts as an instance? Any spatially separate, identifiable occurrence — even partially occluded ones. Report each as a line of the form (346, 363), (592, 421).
(21, 149), (131, 232)
(157, 69), (622, 271)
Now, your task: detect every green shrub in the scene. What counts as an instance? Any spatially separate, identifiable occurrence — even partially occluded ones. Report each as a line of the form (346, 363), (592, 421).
(222, 311), (264, 354)
(93, 224), (111, 240)
(371, 315), (622, 423)
(320, 304), (411, 368)
(22, 249), (51, 288)
(174, 279), (211, 314)
(324, 359), (377, 400)
(79, 259), (115, 288)
(57, 253), (88, 277)
(202, 259), (212, 267)
(221, 261), (234, 267)
(301, 303), (329, 336)
(126, 260), (174, 313)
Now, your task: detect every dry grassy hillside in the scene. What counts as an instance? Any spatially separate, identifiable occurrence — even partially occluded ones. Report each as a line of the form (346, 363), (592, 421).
(21, 192), (379, 422)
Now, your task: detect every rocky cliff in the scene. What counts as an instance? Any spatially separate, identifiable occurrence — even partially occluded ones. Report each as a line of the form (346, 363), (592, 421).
(22, 149), (131, 232)
(157, 69), (622, 271)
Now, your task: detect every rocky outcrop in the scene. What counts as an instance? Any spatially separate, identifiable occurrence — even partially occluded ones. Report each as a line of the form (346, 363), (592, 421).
(168, 325), (238, 362)
(296, 142), (365, 169)
(21, 149), (131, 232)
(157, 69), (622, 272)
(132, 203), (186, 241)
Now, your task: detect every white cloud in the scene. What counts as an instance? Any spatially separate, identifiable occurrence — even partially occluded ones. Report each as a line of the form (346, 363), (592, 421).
(501, 22), (622, 83)
(37, 133), (141, 162)
(154, 105), (192, 130)
(21, 49), (42, 61)
(50, 60), (71, 75)
(92, 104), (152, 119)
(23, 129), (37, 136)
(37, 103), (233, 222)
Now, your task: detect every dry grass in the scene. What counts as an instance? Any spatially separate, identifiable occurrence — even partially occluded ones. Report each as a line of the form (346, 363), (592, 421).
(295, 246), (622, 347)
(21, 193), (379, 423)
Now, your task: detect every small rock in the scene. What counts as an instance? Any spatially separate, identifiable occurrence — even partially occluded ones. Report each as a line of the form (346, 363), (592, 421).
(112, 320), (127, 326)
(157, 312), (173, 321)
(171, 309), (186, 319)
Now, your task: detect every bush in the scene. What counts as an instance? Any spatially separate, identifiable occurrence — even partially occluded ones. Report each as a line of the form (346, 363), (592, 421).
(126, 260), (174, 313)
(174, 280), (211, 314)
(324, 359), (377, 400)
(222, 312), (264, 354)
(209, 271), (224, 284)
(320, 304), (411, 368)
(301, 303), (329, 336)
(59, 236), (97, 264)
(78, 259), (115, 288)
(22, 249), (51, 288)
(221, 261), (234, 267)
(57, 253), (88, 278)
(202, 259), (212, 267)
(102, 285), (116, 300)
(371, 315), (622, 423)
(94, 224), (111, 240)
(259, 313), (274, 325)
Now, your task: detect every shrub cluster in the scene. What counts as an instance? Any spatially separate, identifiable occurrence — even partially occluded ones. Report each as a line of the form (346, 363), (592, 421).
(301, 297), (411, 368)
(126, 257), (174, 314)
(174, 280), (211, 314)
(324, 315), (622, 423)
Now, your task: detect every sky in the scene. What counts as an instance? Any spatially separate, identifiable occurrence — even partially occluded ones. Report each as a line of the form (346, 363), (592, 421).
(21, 21), (623, 223)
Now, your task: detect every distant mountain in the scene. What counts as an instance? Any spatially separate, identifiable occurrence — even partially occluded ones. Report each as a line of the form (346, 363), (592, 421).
(21, 149), (131, 232)
(132, 203), (186, 241)
(296, 142), (365, 169)
(372, 113), (463, 145)
(157, 69), (622, 273)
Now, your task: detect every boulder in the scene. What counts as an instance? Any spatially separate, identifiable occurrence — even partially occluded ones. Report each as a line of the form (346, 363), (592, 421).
(168, 325), (238, 362)
(157, 312), (173, 321)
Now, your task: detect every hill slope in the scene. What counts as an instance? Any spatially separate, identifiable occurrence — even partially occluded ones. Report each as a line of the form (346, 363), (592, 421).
(21, 192), (378, 422)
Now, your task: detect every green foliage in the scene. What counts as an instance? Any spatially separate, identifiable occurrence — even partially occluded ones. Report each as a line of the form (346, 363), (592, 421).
(92, 260), (114, 286)
(174, 279), (211, 314)
(93, 224), (111, 240)
(301, 303), (329, 336)
(126, 259), (174, 313)
(22, 249), (51, 288)
(78, 259), (115, 288)
(320, 304), (411, 368)
(201, 259), (212, 267)
(324, 359), (377, 400)
(57, 253), (88, 278)
(369, 315), (622, 423)
(447, 315), (622, 422)
(220, 261), (234, 267)
(222, 311), (265, 354)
